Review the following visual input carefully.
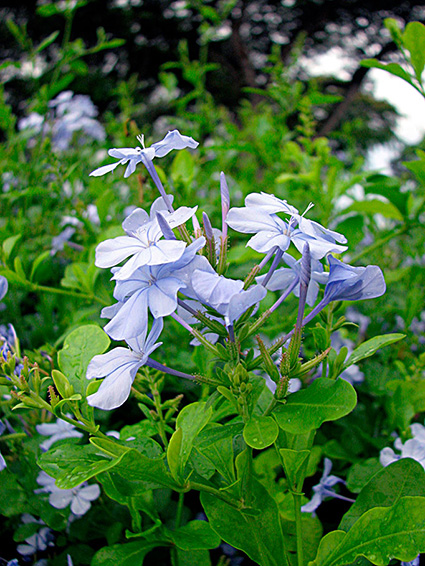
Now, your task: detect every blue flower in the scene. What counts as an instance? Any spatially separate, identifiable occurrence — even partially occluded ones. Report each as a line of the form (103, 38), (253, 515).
(190, 269), (267, 327)
(36, 471), (101, 516)
(323, 255), (386, 303)
(226, 193), (347, 260)
(95, 195), (196, 280)
(103, 237), (205, 341)
(0, 275), (8, 300)
(302, 256), (386, 327)
(0, 420), (6, 471)
(36, 418), (83, 452)
(301, 458), (348, 513)
(16, 515), (54, 556)
(89, 130), (198, 179)
(256, 253), (328, 306)
(86, 318), (163, 410)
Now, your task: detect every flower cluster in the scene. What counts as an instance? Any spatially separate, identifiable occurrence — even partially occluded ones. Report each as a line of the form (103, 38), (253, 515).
(18, 91), (105, 151)
(86, 130), (386, 411)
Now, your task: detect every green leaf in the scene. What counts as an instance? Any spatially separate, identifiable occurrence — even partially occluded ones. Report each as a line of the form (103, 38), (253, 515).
(2, 234), (21, 260)
(168, 521), (221, 550)
(35, 30), (60, 53)
(58, 325), (110, 396)
(201, 479), (289, 566)
(402, 22), (425, 81)
(168, 402), (212, 481)
(171, 150), (195, 186)
(171, 549), (211, 566)
(346, 458), (382, 494)
(243, 416), (279, 450)
(273, 378), (357, 434)
(311, 496), (425, 566)
(343, 334), (405, 370)
(343, 199), (404, 221)
(105, 449), (179, 494)
(196, 424), (237, 483)
(340, 458), (425, 532)
(279, 449), (310, 492)
(38, 442), (122, 488)
(91, 540), (164, 566)
(29, 250), (52, 282)
(360, 59), (415, 88)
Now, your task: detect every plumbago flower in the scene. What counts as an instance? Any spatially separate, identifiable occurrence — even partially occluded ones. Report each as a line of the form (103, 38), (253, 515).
(16, 515), (54, 557)
(301, 255), (386, 327)
(103, 237), (205, 341)
(226, 193), (347, 260)
(95, 195), (197, 280)
(302, 458), (352, 513)
(35, 471), (100, 516)
(0, 420), (6, 471)
(36, 418), (83, 452)
(380, 423), (425, 470)
(256, 253), (328, 307)
(89, 130), (198, 180)
(86, 318), (163, 410)
(190, 270), (267, 329)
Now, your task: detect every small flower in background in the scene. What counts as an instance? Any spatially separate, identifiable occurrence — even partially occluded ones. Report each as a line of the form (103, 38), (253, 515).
(16, 515), (54, 557)
(0, 275), (8, 301)
(89, 129), (198, 179)
(18, 91), (105, 151)
(51, 226), (77, 255)
(36, 418), (83, 452)
(86, 318), (163, 410)
(35, 471), (100, 516)
(380, 423), (425, 470)
(0, 420), (7, 471)
(401, 556), (420, 566)
(302, 458), (352, 513)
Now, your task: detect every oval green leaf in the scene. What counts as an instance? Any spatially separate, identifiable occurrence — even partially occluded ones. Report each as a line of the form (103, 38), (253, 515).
(243, 416), (279, 450)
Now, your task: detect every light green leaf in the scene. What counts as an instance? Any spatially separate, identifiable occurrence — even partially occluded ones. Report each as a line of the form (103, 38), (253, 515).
(243, 416), (279, 450)
(340, 458), (425, 531)
(58, 325), (110, 396)
(343, 199), (404, 221)
(168, 521), (221, 550)
(273, 378), (357, 434)
(2, 234), (21, 260)
(402, 22), (425, 81)
(311, 496), (425, 566)
(360, 59), (414, 87)
(201, 478), (289, 566)
(343, 334), (405, 370)
(168, 402), (212, 481)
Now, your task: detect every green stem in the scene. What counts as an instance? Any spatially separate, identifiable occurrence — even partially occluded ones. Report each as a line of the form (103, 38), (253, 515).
(263, 397), (278, 417)
(293, 492), (304, 566)
(175, 492), (184, 528)
(188, 482), (241, 510)
(149, 376), (169, 449)
(30, 283), (108, 305)
(0, 432), (27, 442)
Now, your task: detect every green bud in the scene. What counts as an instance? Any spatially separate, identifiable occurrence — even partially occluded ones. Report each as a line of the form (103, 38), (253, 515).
(256, 336), (280, 383)
(52, 370), (74, 399)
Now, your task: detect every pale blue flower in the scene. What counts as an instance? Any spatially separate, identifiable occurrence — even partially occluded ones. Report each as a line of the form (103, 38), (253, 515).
(0, 420), (6, 471)
(323, 256), (386, 303)
(103, 237), (205, 341)
(191, 270), (267, 327)
(226, 193), (347, 259)
(380, 438), (425, 470)
(401, 556), (420, 566)
(95, 195), (196, 280)
(16, 515), (54, 556)
(86, 318), (163, 410)
(36, 470), (101, 515)
(301, 458), (348, 513)
(89, 130), (198, 179)
(302, 256), (386, 327)
(36, 418), (83, 452)
(256, 253), (328, 306)
(0, 275), (8, 300)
